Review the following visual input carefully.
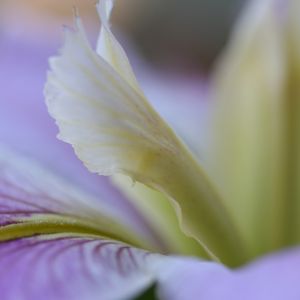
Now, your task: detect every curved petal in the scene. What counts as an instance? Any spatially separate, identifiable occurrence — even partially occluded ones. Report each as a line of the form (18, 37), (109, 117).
(3, 234), (300, 300)
(202, 247), (300, 300)
(0, 146), (229, 299)
(0, 233), (232, 300)
(96, 0), (142, 93)
(155, 247), (300, 300)
(112, 175), (207, 258)
(0, 32), (166, 246)
(45, 5), (247, 266)
(0, 235), (155, 300)
(154, 255), (230, 300)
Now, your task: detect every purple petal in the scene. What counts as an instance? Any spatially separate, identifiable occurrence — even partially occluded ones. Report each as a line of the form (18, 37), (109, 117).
(2, 233), (300, 300)
(204, 247), (300, 300)
(157, 247), (300, 300)
(0, 234), (233, 300)
(0, 145), (170, 252)
(0, 235), (155, 300)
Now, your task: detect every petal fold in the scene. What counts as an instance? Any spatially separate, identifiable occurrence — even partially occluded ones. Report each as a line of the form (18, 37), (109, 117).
(0, 235), (154, 300)
(45, 6), (247, 266)
(96, 0), (142, 93)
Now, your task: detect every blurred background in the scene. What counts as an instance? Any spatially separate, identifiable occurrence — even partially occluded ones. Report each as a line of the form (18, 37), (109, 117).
(0, 0), (247, 73)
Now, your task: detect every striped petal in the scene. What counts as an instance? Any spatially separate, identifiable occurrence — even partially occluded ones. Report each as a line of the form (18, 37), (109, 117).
(96, 0), (142, 93)
(0, 145), (229, 299)
(0, 145), (161, 252)
(0, 145), (230, 300)
(199, 247), (300, 300)
(0, 234), (231, 300)
(0, 236), (154, 300)
(2, 234), (299, 299)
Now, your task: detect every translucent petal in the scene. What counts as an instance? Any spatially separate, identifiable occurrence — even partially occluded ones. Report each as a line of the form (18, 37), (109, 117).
(45, 14), (247, 265)
(1, 147), (232, 299)
(96, 0), (142, 92)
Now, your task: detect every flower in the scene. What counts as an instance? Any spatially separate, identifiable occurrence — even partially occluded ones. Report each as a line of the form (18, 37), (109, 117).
(1, 0), (300, 299)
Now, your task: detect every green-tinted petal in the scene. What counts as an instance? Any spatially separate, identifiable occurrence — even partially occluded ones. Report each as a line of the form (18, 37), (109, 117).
(112, 175), (207, 258)
(283, 0), (300, 243)
(210, 0), (300, 256)
(96, 0), (142, 93)
(0, 234), (230, 300)
(45, 7), (247, 266)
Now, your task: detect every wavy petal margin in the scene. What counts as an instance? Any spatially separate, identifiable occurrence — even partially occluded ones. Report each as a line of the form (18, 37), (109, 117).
(45, 0), (247, 266)
(112, 175), (207, 258)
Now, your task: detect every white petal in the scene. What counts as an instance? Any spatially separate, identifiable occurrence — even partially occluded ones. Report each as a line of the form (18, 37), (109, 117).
(96, 0), (142, 93)
(45, 13), (248, 266)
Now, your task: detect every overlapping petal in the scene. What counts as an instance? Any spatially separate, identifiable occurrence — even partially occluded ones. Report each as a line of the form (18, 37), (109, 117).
(0, 233), (234, 300)
(0, 143), (230, 300)
(112, 175), (206, 257)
